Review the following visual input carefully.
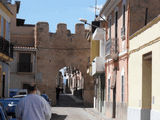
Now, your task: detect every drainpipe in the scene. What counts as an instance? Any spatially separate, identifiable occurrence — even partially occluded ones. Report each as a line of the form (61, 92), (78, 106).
(126, 1), (130, 104)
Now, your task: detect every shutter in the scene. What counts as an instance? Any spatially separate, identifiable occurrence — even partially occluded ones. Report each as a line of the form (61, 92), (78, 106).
(111, 70), (117, 89)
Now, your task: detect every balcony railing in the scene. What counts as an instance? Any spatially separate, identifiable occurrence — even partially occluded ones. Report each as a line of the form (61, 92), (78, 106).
(105, 38), (119, 60)
(0, 0), (11, 4)
(105, 38), (111, 57)
(121, 27), (125, 40)
(17, 62), (32, 72)
(0, 36), (13, 58)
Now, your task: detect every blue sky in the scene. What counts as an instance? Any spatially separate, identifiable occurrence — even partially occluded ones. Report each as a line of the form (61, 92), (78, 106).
(14, 0), (106, 33)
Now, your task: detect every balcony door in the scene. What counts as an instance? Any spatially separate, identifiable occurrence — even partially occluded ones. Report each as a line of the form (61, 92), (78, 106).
(18, 53), (32, 72)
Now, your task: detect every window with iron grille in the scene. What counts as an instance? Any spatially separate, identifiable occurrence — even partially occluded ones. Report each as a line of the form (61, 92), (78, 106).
(123, 4), (126, 29)
(108, 78), (110, 101)
(121, 75), (125, 102)
(115, 11), (118, 53)
(1, 17), (4, 37)
(115, 11), (118, 38)
(18, 53), (32, 72)
(108, 16), (112, 39)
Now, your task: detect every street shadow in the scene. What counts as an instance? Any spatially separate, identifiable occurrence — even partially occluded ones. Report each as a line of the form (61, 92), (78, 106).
(54, 94), (91, 108)
(51, 113), (67, 120)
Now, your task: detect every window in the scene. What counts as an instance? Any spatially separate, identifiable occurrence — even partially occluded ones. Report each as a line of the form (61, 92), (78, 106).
(108, 16), (112, 39)
(122, 4), (126, 28)
(1, 17), (4, 37)
(5, 21), (10, 41)
(121, 0), (126, 39)
(115, 10), (118, 53)
(108, 78), (110, 101)
(121, 75), (125, 102)
(115, 11), (118, 38)
(18, 53), (32, 72)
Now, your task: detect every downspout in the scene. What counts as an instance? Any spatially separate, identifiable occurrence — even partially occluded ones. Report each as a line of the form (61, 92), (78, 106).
(126, 1), (130, 104)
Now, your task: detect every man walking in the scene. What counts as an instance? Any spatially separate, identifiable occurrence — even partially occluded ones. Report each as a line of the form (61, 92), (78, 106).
(16, 84), (51, 120)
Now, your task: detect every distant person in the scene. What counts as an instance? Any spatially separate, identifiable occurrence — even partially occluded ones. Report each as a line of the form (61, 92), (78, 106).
(16, 84), (51, 120)
(56, 85), (60, 101)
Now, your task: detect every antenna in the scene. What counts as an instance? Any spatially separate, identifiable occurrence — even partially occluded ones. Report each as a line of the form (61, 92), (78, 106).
(95, 0), (97, 18)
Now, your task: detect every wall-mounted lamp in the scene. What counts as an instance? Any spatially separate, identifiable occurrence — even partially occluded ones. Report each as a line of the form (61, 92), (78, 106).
(79, 18), (87, 24)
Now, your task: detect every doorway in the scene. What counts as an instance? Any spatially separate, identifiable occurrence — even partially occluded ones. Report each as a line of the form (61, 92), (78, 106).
(2, 74), (5, 98)
(141, 52), (152, 120)
(112, 69), (117, 118)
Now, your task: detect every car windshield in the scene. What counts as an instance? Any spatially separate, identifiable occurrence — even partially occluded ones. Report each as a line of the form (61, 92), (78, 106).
(19, 92), (27, 95)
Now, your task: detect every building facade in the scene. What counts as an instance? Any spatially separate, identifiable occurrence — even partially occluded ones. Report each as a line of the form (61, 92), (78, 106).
(98, 0), (160, 120)
(128, 15), (160, 120)
(89, 22), (106, 114)
(0, 0), (13, 98)
(9, 2), (94, 106)
(9, 1), (37, 90)
(64, 66), (84, 98)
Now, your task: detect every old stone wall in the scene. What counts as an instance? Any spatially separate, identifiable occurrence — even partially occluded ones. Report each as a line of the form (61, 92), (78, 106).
(35, 22), (94, 105)
(9, 2), (94, 106)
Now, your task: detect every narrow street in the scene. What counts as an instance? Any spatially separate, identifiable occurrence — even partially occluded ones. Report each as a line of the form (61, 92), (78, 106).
(51, 94), (101, 120)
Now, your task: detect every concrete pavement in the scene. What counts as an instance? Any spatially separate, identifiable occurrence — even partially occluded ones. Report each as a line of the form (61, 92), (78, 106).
(51, 94), (108, 120)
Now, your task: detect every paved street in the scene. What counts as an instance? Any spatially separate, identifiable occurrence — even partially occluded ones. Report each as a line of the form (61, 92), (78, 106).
(51, 94), (101, 120)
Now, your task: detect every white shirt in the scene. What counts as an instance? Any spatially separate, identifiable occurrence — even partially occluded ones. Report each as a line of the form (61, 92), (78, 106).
(16, 94), (51, 120)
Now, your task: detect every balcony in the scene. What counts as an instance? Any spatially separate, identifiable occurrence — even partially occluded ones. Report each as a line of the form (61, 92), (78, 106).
(105, 38), (119, 60)
(92, 28), (105, 41)
(0, 36), (13, 61)
(0, 0), (11, 4)
(92, 57), (105, 76)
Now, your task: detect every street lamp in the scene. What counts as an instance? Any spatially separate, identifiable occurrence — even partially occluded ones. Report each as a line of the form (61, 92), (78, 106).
(79, 18), (87, 24)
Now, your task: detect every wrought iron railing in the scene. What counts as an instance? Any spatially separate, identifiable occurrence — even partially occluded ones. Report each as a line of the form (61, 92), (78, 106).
(0, 0), (11, 4)
(105, 38), (119, 60)
(0, 36), (13, 58)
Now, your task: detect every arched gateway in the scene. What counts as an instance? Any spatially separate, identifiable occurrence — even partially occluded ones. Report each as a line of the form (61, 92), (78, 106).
(35, 22), (94, 106)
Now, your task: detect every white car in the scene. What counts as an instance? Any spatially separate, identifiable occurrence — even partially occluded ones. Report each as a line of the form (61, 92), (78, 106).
(12, 95), (27, 98)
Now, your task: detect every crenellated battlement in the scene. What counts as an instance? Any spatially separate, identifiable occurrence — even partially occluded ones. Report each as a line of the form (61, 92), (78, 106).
(56, 23), (67, 33)
(36, 22), (49, 32)
(36, 22), (86, 36)
(55, 23), (85, 35)
(75, 23), (85, 34)
(35, 22), (89, 49)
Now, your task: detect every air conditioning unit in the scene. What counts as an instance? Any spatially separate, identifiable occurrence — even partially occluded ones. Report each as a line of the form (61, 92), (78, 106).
(92, 57), (105, 76)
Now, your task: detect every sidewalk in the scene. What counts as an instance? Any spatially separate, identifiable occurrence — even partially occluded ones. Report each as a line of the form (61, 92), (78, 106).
(68, 94), (83, 103)
(84, 108), (110, 120)
(70, 95), (110, 120)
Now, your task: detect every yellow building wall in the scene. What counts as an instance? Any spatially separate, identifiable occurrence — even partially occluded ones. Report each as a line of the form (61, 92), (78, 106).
(129, 16), (160, 111)
(0, 3), (12, 21)
(128, 52), (142, 108)
(152, 42), (160, 110)
(89, 39), (99, 75)
(90, 40), (99, 62)
(0, 3), (11, 38)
